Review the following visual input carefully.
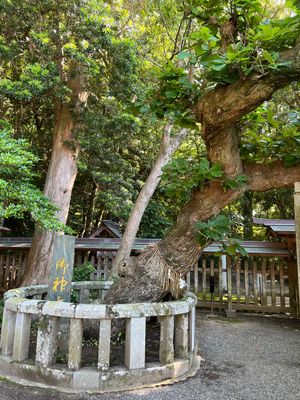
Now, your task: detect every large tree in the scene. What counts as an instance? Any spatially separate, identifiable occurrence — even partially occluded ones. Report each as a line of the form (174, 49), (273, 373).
(105, 0), (300, 303)
(0, 0), (137, 284)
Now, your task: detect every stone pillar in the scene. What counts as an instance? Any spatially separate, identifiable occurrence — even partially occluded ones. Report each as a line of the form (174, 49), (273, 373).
(188, 307), (196, 352)
(35, 316), (59, 368)
(79, 288), (90, 304)
(125, 317), (146, 369)
(226, 257), (236, 318)
(12, 312), (31, 361)
(221, 255), (227, 291)
(293, 182), (300, 317)
(175, 314), (188, 358)
(68, 318), (83, 371)
(159, 315), (174, 364)
(98, 319), (111, 371)
(0, 308), (16, 356)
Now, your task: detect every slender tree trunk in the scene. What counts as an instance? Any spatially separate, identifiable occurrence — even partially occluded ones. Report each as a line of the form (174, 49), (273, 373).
(111, 124), (189, 276)
(241, 191), (253, 239)
(21, 102), (78, 285)
(21, 66), (88, 286)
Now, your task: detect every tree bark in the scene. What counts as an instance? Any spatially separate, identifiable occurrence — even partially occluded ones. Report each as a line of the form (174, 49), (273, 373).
(111, 124), (189, 276)
(21, 68), (87, 286)
(241, 191), (253, 239)
(21, 103), (77, 285)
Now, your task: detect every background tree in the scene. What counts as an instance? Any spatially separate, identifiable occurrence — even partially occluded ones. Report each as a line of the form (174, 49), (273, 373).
(0, 121), (63, 230)
(0, 0), (138, 284)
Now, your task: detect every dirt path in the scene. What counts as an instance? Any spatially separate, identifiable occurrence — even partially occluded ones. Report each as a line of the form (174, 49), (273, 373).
(0, 311), (299, 400)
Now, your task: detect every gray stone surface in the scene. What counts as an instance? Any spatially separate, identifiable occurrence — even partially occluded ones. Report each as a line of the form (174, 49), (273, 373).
(159, 315), (174, 365)
(1, 311), (299, 399)
(12, 312), (31, 361)
(68, 319), (84, 371)
(79, 289), (90, 304)
(73, 369), (100, 390)
(189, 307), (196, 352)
(35, 316), (59, 368)
(1, 309), (16, 355)
(175, 313), (188, 358)
(125, 317), (146, 369)
(42, 302), (76, 318)
(75, 304), (106, 319)
(98, 320), (111, 371)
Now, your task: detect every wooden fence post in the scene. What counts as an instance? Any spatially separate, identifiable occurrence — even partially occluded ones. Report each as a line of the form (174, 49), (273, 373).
(293, 182), (300, 317)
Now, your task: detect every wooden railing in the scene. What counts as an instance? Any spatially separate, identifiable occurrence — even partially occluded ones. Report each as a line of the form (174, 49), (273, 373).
(0, 239), (295, 315)
(186, 255), (291, 314)
(0, 251), (28, 292)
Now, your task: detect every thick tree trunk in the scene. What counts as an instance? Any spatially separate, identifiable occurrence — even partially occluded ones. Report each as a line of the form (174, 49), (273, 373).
(105, 181), (243, 304)
(105, 36), (300, 304)
(21, 102), (78, 285)
(111, 124), (189, 276)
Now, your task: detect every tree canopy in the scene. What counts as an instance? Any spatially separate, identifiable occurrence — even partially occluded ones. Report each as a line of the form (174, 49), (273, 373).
(0, 0), (299, 250)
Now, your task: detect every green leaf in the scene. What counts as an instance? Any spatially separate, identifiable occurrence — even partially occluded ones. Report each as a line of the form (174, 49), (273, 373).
(262, 50), (274, 64)
(176, 51), (193, 60)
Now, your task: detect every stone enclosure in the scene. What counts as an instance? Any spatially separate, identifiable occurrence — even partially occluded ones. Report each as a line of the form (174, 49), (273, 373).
(0, 281), (199, 392)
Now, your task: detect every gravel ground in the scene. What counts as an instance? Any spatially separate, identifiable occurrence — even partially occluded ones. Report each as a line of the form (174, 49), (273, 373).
(0, 310), (299, 400)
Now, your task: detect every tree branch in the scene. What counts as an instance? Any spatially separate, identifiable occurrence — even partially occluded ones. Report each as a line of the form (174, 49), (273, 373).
(195, 38), (300, 128)
(245, 161), (300, 192)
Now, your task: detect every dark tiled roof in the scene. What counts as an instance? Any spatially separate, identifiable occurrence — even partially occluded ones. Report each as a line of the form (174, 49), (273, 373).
(0, 237), (291, 256)
(90, 220), (123, 238)
(253, 218), (295, 235)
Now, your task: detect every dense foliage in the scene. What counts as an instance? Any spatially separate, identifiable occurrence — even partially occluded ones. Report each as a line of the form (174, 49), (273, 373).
(0, 122), (64, 230)
(0, 0), (299, 242)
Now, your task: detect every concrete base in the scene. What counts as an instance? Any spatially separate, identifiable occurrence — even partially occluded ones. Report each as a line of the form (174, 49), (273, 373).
(225, 309), (237, 318)
(0, 353), (200, 393)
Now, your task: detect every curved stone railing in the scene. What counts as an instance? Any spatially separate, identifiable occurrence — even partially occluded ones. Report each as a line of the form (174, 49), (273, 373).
(0, 282), (198, 392)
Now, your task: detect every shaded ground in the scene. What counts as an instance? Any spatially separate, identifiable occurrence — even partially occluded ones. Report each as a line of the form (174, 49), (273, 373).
(0, 310), (299, 400)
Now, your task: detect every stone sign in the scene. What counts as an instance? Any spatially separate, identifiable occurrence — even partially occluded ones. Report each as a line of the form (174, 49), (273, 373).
(48, 233), (75, 302)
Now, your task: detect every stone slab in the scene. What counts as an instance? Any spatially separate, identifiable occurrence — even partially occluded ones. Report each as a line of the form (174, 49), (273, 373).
(18, 299), (46, 315)
(5, 298), (27, 312)
(42, 301), (76, 318)
(48, 234), (75, 302)
(73, 369), (100, 390)
(98, 363), (174, 391)
(173, 359), (190, 378)
(75, 304), (106, 319)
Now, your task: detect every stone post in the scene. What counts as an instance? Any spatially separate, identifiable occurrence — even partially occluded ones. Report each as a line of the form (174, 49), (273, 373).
(98, 319), (111, 371)
(188, 307), (195, 352)
(35, 316), (59, 368)
(0, 308), (16, 356)
(175, 313), (188, 358)
(12, 312), (31, 361)
(68, 318), (83, 371)
(125, 317), (146, 369)
(159, 315), (174, 364)
(293, 182), (300, 317)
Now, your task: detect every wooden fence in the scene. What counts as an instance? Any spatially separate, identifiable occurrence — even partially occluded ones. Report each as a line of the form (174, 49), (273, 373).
(0, 249), (114, 292)
(0, 239), (295, 315)
(0, 251), (28, 292)
(186, 255), (291, 314)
